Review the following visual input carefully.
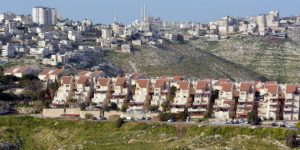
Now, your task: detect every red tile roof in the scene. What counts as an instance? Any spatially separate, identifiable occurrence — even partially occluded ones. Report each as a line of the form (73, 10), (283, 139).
(265, 81), (277, 84)
(39, 68), (51, 75)
(264, 84), (278, 94)
(61, 76), (73, 84)
(196, 80), (209, 90)
(220, 82), (233, 92)
(51, 68), (64, 75)
(15, 66), (29, 73)
(240, 82), (253, 92)
(91, 70), (102, 77)
(286, 84), (299, 94)
(4, 67), (16, 74)
(98, 78), (110, 86)
(115, 77), (127, 86)
(131, 73), (144, 80)
(77, 76), (89, 84)
(79, 71), (90, 76)
(173, 76), (184, 81)
(155, 79), (167, 88)
(179, 81), (189, 90)
(137, 79), (149, 88)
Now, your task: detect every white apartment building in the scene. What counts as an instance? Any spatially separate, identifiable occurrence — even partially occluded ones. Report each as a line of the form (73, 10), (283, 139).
(213, 81), (235, 120)
(189, 80), (211, 118)
(131, 79), (151, 110)
(74, 76), (92, 103)
(52, 76), (75, 106)
(32, 6), (57, 25)
(1, 43), (16, 58)
(152, 78), (168, 108)
(171, 81), (192, 113)
(111, 77), (128, 108)
(283, 84), (300, 120)
(236, 82), (255, 119)
(92, 78), (112, 106)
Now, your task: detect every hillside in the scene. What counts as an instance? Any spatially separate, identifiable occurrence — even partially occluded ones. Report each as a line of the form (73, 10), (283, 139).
(0, 116), (297, 149)
(104, 42), (267, 82)
(192, 37), (300, 83)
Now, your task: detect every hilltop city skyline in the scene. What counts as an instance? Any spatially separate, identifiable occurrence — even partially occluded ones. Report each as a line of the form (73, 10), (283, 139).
(0, 0), (300, 24)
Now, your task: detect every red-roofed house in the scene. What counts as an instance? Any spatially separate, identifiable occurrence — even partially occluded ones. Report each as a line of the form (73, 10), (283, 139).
(74, 75), (92, 103)
(188, 80), (212, 117)
(4, 66), (34, 78)
(152, 79), (168, 109)
(38, 68), (64, 82)
(111, 77), (128, 108)
(52, 76), (75, 105)
(213, 82), (236, 120)
(131, 79), (151, 110)
(236, 82), (255, 119)
(92, 78), (113, 106)
(258, 83), (285, 120)
(283, 84), (300, 120)
(171, 81), (192, 113)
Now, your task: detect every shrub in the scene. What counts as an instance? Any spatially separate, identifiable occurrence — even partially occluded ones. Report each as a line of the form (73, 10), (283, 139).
(115, 118), (125, 128)
(85, 113), (93, 119)
(149, 105), (159, 112)
(121, 103), (129, 112)
(159, 113), (175, 122)
(286, 133), (298, 148)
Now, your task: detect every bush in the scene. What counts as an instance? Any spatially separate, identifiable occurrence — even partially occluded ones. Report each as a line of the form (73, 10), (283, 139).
(159, 113), (176, 122)
(149, 105), (159, 112)
(109, 102), (119, 111)
(121, 104), (129, 112)
(286, 133), (298, 148)
(85, 113), (93, 119)
(115, 118), (125, 128)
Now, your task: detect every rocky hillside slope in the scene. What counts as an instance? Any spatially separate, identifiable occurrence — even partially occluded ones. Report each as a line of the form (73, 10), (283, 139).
(192, 37), (300, 83)
(104, 42), (267, 82)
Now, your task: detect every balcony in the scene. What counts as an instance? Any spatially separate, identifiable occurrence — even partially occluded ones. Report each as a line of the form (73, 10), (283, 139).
(284, 107), (293, 112)
(188, 107), (207, 112)
(269, 107), (277, 112)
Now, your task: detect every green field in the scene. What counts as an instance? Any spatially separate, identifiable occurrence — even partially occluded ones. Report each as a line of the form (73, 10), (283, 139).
(0, 116), (298, 149)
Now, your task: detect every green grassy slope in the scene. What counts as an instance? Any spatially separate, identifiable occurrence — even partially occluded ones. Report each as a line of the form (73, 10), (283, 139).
(193, 37), (300, 83)
(104, 42), (267, 82)
(0, 116), (296, 150)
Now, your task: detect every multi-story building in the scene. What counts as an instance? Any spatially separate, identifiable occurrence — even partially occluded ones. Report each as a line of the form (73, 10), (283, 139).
(171, 81), (192, 113)
(189, 80), (211, 118)
(38, 68), (64, 83)
(92, 78), (112, 107)
(259, 83), (285, 120)
(32, 6), (57, 25)
(74, 75), (92, 103)
(131, 79), (151, 110)
(236, 82), (255, 119)
(214, 81), (235, 120)
(152, 78), (168, 109)
(111, 77), (128, 108)
(52, 76), (75, 106)
(283, 84), (300, 120)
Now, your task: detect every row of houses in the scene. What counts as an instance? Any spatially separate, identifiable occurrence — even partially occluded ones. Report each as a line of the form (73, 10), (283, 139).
(49, 72), (300, 121)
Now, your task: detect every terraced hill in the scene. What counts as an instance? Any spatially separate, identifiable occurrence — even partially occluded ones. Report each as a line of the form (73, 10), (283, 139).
(192, 37), (300, 83)
(104, 42), (267, 82)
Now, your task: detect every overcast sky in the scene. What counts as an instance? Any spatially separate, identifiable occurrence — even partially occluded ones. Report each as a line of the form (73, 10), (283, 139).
(1, 0), (300, 24)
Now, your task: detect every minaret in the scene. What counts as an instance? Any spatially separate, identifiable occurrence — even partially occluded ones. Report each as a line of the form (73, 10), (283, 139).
(114, 11), (118, 23)
(141, 3), (144, 22)
(143, 3), (146, 21)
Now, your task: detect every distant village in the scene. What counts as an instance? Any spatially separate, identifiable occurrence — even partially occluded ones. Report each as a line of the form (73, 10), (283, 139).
(1, 6), (300, 123)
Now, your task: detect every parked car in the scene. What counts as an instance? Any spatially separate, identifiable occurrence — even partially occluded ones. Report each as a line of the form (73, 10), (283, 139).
(271, 122), (277, 127)
(167, 119), (175, 122)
